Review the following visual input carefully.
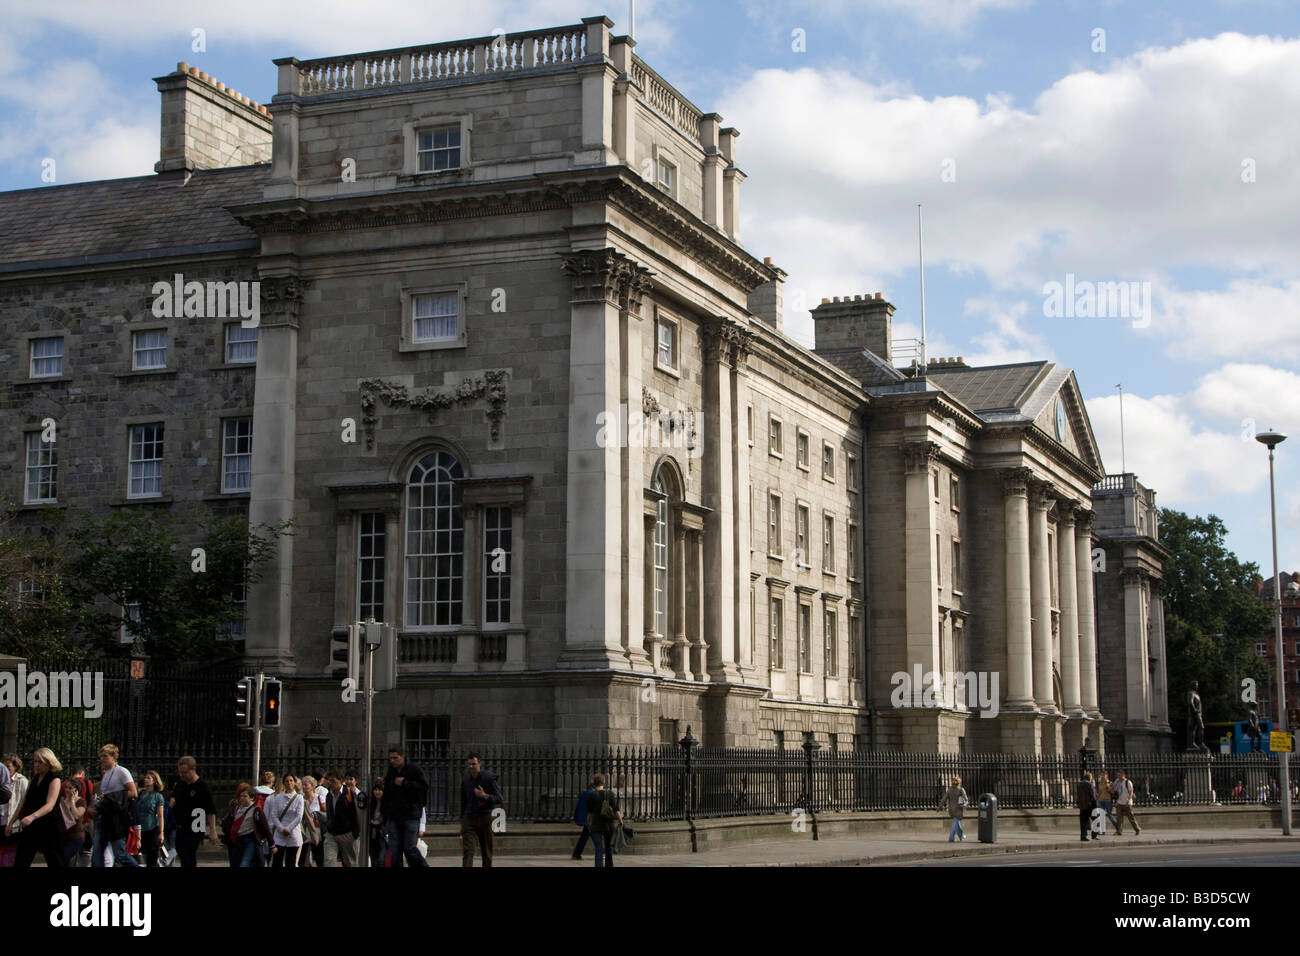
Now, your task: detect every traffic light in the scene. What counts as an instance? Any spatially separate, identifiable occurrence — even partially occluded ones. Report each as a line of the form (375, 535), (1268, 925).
(234, 677), (253, 728)
(372, 624), (398, 693)
(263, 678), (282, 728)
(331, 624), (359, 684)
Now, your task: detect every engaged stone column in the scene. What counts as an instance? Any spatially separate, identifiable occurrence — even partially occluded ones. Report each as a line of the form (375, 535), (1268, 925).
(1056, 500), (1084, 716)
(622, 266), (654, 672)
(1028, 479), (1055, 712)
(247, 273), (307, 668)
(1123, 568), (1150, 725)
(903, 441), (942, 686)
(1001, 467), (1034, 710)
(674, 524), (689, 680)
(1075, 509), (1100, 716)
(1150, 580), (1172, 732)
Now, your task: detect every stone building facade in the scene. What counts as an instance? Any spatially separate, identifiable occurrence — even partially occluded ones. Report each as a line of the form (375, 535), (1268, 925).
(0, 14), (1171, 756)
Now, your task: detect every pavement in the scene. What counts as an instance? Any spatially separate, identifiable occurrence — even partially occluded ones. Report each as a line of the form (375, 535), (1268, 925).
(177, 825), (1300, 866)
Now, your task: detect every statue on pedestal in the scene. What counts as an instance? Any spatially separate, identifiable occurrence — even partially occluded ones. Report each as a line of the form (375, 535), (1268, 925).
(1187, 681), (1206, 752)
(1244, 703), (1263, 753)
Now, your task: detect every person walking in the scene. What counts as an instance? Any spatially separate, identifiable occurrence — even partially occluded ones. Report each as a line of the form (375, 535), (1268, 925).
(89, 745), (141, 868)
(170, 756), (219, 867)
(0, 755), (24, 868)
(940, 775), (968, 843)
(59, 773), (88, 867)
(585, 773), (622, 868)
(0, 756), (11, 867)
(136, 771), (167, 867)
(9, 748), (65, 867)
(1076, 770), (1099, 841)
(571, 777), (595, 862)
(298, 775), (322, 867)
(66, 764), (95, 866)
(382, 748), (428, 867)
(322, 771), (360, 867)
(460, 753), (504, 868)
(221, 783), (272, 867)
(368, 777), (387, 867)
(265, 774), (305, 867)
(1096, 772), (1118, 834)
(1114, 769), (1143, 836)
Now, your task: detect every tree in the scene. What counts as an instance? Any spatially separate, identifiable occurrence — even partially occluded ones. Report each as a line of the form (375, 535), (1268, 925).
(1159, 508), (1271, 733)
(0, 502), (290, 664)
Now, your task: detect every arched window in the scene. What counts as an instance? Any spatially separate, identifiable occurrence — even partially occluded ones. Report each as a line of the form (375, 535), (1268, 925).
(405, 451), (464, 626)
(652, 474), (669, 638)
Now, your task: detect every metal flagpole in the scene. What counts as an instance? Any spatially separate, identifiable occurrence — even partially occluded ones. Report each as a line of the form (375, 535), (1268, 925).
(1116, 384), (1126, 475)
(917, 203), (927, 374)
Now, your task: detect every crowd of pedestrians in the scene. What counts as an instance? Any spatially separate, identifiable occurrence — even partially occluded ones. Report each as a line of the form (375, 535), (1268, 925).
(2, 743), (640, 867)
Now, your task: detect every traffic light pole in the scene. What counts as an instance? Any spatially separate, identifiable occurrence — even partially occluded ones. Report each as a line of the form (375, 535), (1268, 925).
(362, 643), (375, 867)
(251, 671), (264, 789)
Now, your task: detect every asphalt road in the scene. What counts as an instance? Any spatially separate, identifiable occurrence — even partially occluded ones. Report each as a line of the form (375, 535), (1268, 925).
(891, 842), (1300, 866)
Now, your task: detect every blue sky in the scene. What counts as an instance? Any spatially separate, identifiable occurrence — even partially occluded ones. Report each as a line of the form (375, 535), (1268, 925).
(3, 0), (1298, 577)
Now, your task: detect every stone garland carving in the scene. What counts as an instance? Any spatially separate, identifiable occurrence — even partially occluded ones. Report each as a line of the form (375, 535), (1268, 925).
(641, 386), (698, 453)
(359, 370), (508, 449)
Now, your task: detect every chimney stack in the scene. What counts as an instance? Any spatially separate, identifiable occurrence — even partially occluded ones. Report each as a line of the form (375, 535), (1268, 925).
(748, 259), (786, 331)
(153, 62), (273, 175)
(812, 292), (895, 363)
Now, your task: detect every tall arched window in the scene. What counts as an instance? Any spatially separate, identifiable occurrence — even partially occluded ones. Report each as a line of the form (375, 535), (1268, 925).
(405, 451), (464, 626)
(652, 474), (669, 638)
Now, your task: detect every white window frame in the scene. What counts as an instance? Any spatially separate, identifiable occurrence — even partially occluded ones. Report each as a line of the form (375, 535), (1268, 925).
(796, 430), (810, 471)
(747, 405), (754, 446)
(400, 285), (467, 352)
(795, 503), (810, 569)
(822, 442), (835, 482)
(823, 512), (835, 573)
(824, 607), (838, 677)
(770, 596), (784, 669)
(29, 336), (64, 378)
(848, 522), (860, 581)
(132, 329), (168, 370)
(221, 418), (253, 494)
(24, 431), (57, 504)
(769, 416), (783, 458)
(798, 603), (812, 673)
(127, 423), (164, 499)
(653, 144), (678, 199)
(224, 323), (258, 364)
(847, 452), (859, 493)
(403, 114), (472, 176)
(950, 473), (960, 513)
(768, 492), (783, 557)
(655, 310), (680, 375)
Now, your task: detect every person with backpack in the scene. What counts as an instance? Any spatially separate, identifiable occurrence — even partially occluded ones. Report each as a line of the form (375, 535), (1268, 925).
(90, 744), (141, 867)
(460, 752), (504, 868)
(1114, 769), (1143, 836)
(1077, 770), (1099, 841)
(571, 777), (596, 862)
(221, 783), (272, 867)
(585, 772), (623, 868)
(939, 775), (968, 842)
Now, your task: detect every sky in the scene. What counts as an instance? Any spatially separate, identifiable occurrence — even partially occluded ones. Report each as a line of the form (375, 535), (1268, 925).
(2, 0), (1297, 578)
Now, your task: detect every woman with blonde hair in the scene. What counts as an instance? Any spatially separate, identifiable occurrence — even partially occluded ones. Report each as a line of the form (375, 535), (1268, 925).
(298, 775), (321, 867)
(8, 748), (65, 867)
(939, 775), (968, 843)
(265, 773), (304, 867)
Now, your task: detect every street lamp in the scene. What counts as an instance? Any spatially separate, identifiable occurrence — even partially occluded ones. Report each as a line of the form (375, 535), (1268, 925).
(1256, 427), (1290, 835)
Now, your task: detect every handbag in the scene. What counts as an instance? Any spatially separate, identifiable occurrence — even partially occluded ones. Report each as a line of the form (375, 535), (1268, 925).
(124, 826), (141, 856)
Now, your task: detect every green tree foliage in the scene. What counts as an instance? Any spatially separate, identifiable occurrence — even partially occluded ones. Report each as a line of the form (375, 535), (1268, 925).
(0, 502), (290, 664)
(1159, 508), (1271, 730)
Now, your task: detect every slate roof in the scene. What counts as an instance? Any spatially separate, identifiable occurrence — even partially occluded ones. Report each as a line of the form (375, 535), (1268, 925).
(0, 165), (269, 272)
(814, 347), (907, 388)
(924, 361), (1052, 414)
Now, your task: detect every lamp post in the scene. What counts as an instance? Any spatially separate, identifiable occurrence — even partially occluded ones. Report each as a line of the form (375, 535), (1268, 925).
(1256, 428), (1290, 834)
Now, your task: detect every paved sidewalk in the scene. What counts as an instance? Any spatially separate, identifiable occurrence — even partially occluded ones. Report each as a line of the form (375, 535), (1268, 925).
(429, 826), (1299, 867)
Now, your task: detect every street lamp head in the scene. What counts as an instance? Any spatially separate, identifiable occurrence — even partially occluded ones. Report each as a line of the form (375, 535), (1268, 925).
(1256, 429), (1287, 449)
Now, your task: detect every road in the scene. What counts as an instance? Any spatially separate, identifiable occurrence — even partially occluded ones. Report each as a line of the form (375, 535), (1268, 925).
(892, 842), (1300, 866)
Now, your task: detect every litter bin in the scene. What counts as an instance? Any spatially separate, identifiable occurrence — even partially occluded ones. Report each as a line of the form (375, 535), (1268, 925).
(977, 793), (997, 843)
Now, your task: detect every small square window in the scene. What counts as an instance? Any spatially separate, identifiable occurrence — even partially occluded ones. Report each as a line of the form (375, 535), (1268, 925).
(657, 157), (677, 197)
(225, 324), (258, 364)
(769, 417), (783, 457)
(30, 337), (63, 378)
(132, 330), (167, 370)
(412, 292), (459, 343)
(417, 125), (461, 171)
(822, 443), (835, 481)
(796, 431), (810, 470)
(656, 316), (678, 371)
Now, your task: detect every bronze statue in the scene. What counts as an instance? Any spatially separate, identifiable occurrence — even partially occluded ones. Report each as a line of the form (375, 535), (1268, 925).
(1245, 703), (1263, 753)
(1187, 681), (1206, 752)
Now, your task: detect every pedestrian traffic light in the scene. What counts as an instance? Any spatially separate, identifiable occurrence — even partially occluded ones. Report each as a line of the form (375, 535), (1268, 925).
(372, 624), (398, 693)
(331, 624), (359, 684)
(234, 676), (253, 728)
(263, 678), (282, 728)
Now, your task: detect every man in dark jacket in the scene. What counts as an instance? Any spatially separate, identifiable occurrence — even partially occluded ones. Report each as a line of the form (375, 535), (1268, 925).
(381, 748), (428, 867)
(1077, 771), (1099, 842)
(571, 778), (595, 862)
(323, 771), (360, 867)
(460, 753), (503, 868)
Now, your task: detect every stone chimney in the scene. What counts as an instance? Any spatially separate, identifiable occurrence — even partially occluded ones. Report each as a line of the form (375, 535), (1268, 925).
(153, 62), (273, 174)
(812, 292), (894, 363)
(748, 257), (785, 331)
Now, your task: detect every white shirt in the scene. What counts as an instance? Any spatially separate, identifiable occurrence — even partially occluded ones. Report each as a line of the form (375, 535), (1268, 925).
(313, 787), (328, 814)
(265, 792), (305, 847)
(1114, 778), (1134, 805)
(100, 764), (132, 795)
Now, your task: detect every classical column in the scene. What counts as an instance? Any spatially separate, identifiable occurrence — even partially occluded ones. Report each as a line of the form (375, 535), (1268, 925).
(1150, 579), (1172, 732)
(1001, 467), (1034, 710)
(700, 319), (752, 683)
(622, 265), (654, 672)
(692, 529), (708, 681)
(1056, 500), (1084, 716)
(1123, 568), (1150, 727)
(560, 249), (633, 668)
(902, 441), (942, 689)
(246, 273), (307, 668)
(1028, 479), (1055, 712)
(674, 524), (689, 679)
(1075, 510), (1100, 716)
(732, 353), (753, 677)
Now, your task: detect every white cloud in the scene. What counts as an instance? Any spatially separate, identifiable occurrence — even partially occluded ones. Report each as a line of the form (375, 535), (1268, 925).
(791, 0), (1030, 31)
(1188, 363), (1300, 434)
(960, 297), (1050, 365)
(1153, 280), (1300, 364)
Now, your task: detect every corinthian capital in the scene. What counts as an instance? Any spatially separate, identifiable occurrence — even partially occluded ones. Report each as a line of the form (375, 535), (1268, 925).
(699, 318), (754, 367)
(561, 248), (634, 305)
(260, 273), (310, 329)
(901, 440), (943, 475)
(1028, 477), (1056, 511)
(1000, 466), (1032, 498)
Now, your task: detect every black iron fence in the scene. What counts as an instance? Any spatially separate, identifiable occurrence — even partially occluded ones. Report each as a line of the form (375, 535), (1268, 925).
(13, 736), (1290, 821)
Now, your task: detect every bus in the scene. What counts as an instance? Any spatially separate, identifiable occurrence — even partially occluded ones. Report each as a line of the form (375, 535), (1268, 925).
(1207, 719), (1288, 754)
